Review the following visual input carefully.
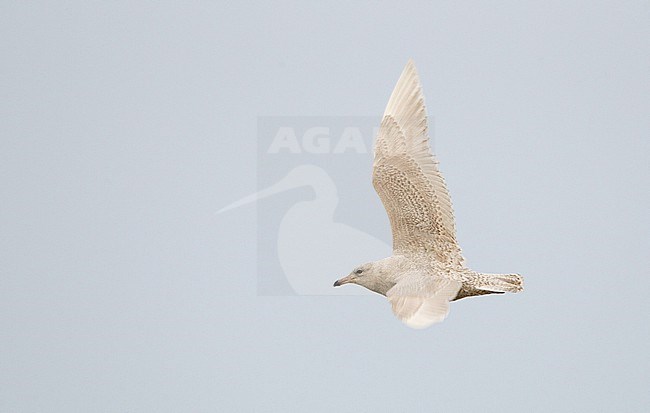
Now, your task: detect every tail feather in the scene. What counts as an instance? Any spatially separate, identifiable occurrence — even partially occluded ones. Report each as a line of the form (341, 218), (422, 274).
(477, 273), (524, 293)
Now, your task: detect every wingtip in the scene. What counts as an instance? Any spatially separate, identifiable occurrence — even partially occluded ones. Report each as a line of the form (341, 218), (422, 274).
(383, 59), (425, 118)
(404, 58), (419, 74)
(398, 59), (413, 78)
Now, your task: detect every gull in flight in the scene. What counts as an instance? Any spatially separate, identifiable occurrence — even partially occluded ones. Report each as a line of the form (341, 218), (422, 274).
(333, 60), (524, 328)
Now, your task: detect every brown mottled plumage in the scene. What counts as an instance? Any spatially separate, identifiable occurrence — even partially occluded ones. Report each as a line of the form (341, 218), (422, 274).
(333, 60), (523, 328)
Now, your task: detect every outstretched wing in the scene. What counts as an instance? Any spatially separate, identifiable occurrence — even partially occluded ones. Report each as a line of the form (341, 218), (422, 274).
(373, 60), (464, 266)
(386, 273), (461, 329)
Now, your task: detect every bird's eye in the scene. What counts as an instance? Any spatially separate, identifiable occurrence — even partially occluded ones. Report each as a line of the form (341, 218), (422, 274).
(355, 269), (363, 274)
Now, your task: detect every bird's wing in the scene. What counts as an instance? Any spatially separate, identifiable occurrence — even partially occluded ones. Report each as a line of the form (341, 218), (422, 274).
(373, 60), (464, 266)
(386, 273), (461, 329)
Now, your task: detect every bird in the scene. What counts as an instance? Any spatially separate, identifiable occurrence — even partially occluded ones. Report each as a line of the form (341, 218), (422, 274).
(333, 60), (523, 328)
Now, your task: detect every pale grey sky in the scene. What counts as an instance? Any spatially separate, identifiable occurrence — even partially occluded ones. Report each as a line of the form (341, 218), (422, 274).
(1, 1), (649, 412)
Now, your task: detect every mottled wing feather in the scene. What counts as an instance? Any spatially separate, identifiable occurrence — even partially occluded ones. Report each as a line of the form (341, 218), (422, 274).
(386, 274), (462, 329)
(373, 60), (464, 266)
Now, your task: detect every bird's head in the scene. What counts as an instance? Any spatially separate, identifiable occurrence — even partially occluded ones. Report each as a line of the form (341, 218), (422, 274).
(333, 263), (372, 287)
(333, 262), (394, 295)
